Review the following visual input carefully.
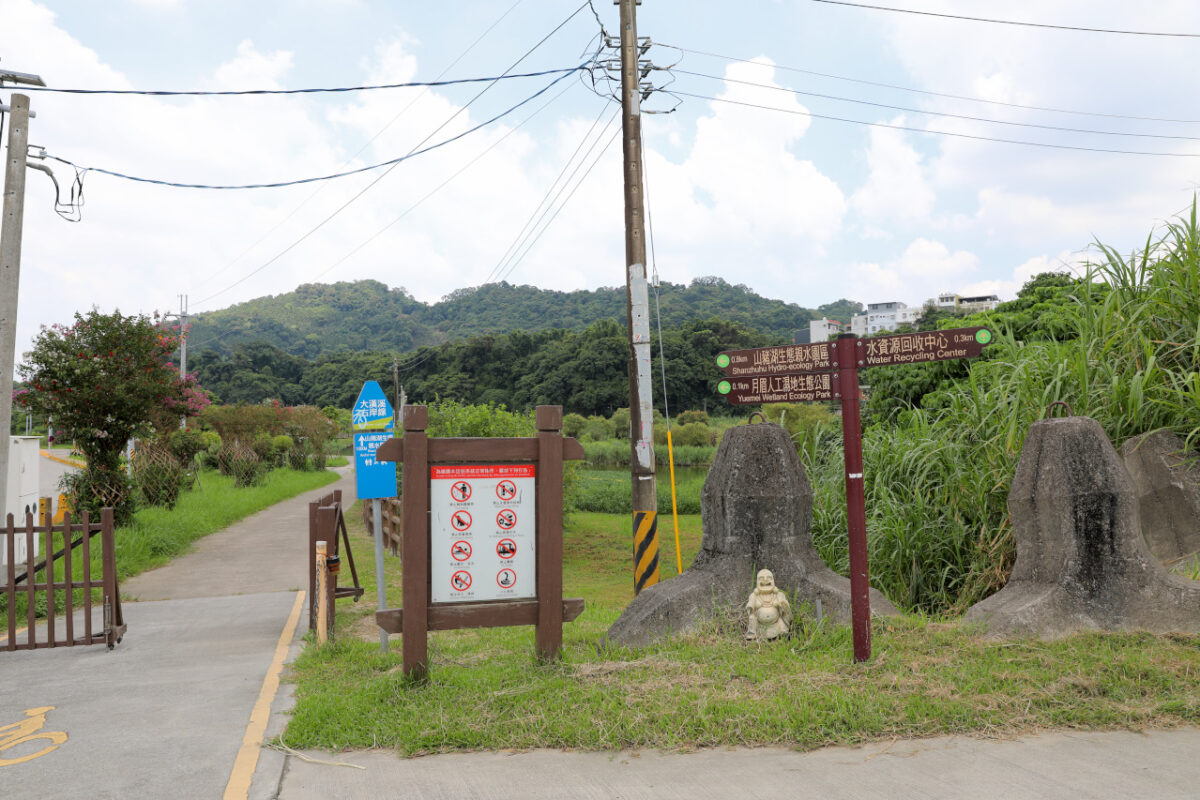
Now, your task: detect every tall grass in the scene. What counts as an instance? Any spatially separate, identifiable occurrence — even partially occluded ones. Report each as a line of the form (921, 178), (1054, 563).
(808, 202), (1200, 615)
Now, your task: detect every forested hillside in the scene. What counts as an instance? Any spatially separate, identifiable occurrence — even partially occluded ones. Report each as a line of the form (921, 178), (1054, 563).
(186, 277), (833, 359)
(191, 317), (779, 415)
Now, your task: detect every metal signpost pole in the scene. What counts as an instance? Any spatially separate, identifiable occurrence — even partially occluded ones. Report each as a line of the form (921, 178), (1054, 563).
(836, 334), (871, 662)
(372, 497), (386, 650)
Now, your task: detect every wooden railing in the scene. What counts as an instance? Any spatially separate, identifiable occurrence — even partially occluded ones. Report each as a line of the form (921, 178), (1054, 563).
(3, 508), (126, 651)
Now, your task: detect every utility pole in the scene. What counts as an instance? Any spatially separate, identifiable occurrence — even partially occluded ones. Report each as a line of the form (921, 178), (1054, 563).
(177, 294), (188, 378)
(0, 70), (44, 517)
(617, 0), (658, 594)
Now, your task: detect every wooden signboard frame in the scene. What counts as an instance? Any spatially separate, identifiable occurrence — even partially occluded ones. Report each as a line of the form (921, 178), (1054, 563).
(374, 404), (585, 679)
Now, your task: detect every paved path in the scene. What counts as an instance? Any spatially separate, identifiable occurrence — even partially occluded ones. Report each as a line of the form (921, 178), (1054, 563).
(277, 728), (1200, 799)
(0, 467), (353, 800)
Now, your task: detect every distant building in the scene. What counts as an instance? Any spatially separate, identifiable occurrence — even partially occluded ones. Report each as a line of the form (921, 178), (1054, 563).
(935, 292), (959, 310)
(850, 301), (921, 336)
(958, 294), (1000, 313)
(793, 328), (810, 344)
(809, 318), (841, 342)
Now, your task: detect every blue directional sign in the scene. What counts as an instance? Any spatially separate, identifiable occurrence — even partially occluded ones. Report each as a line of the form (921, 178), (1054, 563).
(352, 381), (397, 500)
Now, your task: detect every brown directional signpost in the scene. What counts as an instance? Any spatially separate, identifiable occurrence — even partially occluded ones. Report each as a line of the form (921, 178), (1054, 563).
(717, 326), (994, 662)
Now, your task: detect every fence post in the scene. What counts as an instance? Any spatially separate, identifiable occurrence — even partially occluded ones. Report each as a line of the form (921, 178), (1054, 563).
(316, 540), (328, 645)
(401, 405), (430, 679)
(535, 406), (565, 662)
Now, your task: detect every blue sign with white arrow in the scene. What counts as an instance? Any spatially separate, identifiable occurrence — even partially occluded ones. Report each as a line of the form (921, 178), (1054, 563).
(352, 381), (397, 499)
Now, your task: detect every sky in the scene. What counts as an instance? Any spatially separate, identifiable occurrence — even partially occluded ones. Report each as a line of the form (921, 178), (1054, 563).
(2, 0), (1198, 358)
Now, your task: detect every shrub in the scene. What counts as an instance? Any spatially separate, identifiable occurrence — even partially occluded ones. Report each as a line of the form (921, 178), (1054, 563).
(676, 409), (710, 426)
(562, 413), (588, 438)
(132, 443), (183, 509)
(61, 467), (136, 524)
(166, 428), (206, 466)
(610, 408), (630, 439)
(287, 443), (309, 471)
(675, 422), (714, 447)
(580, 416), (615, 441)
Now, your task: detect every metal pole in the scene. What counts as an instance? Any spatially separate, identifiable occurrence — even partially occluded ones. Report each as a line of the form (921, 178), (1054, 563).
(618, 0), (658, 594)
(372, 497), (388, 651)
(836, 333), (871, 662)
(0, 93), (31, 516)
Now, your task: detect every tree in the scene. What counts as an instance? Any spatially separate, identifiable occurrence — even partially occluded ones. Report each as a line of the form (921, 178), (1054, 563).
(19, 309), (202, 520)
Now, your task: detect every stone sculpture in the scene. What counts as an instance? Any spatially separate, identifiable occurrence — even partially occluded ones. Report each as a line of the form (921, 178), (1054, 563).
(965, 415), (1200, 638)
(746, 569), (791, 640)
(605, 422), (897, 647)
(1119, 429), (1200, 563)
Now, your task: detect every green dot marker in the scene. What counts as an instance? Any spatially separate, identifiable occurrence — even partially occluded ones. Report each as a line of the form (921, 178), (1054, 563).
(717, 380), (732, 395)
(716, 354), (730, 368)
(975, 329), (993, 345)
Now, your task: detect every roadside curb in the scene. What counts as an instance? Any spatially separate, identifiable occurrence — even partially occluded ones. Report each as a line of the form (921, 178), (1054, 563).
(39, 450), (85, 469)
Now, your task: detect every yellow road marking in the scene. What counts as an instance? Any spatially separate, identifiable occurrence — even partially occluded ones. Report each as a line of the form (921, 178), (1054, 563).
(39, 450), (85, 469)
(0, 627), (29, 646)
(0, 706), (67, 767)
(223, 590), (305, 800)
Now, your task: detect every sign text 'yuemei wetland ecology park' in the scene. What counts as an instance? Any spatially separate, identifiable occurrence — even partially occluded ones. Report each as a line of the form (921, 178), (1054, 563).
(714, 327), (994, 662)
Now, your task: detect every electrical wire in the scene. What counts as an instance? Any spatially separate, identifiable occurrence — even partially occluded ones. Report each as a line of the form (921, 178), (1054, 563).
(674, 69), (1200, 142)
(194, 0), (526, 289)
(44, 64), (589, 190)
(303, 76), (584, 286)
(671, 90), (1200, 157)
(483, 100), (618, 285)
(191, 0), (597, 312)
(493, 121), (621, 284)
(807, 0), (1200, 38)
(659, 43), (1200, 124)
(20, 67), (579, 96)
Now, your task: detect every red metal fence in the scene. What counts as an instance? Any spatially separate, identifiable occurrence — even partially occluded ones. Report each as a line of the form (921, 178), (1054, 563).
(3, 508), (126, 651)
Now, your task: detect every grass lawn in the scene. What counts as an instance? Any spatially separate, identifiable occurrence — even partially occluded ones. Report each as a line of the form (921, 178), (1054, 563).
(115, 467), (339, 581)
(284, 506), (1200, 754)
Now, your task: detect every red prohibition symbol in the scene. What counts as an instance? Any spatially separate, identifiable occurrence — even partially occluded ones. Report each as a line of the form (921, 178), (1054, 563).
(496, 568), (516, 589)
(451, 570), (472, 591)
(450, 540), (472, 562)
(496, 480), (518, 500)
(450, 481), (472, 502)
(496, 509), (518, 530)
(450, 510), (473, 531)
(496, 538), (517, 559)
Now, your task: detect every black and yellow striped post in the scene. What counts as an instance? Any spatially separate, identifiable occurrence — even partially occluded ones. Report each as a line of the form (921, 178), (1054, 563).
(633, 510), (659, 594)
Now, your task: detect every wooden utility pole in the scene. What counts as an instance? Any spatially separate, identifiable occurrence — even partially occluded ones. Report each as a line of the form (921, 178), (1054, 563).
(618, 0), (659, 594)
(0, 89), (35, 516)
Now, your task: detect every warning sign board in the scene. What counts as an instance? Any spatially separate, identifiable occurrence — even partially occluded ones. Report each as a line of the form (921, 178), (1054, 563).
(430, 464), (535, 603)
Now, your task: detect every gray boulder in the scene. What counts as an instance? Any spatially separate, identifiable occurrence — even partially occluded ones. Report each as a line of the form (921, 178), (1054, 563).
(1119, 429), (1200, 563)
(965, 416), (1200, 638)
(605, 422), (897, 648)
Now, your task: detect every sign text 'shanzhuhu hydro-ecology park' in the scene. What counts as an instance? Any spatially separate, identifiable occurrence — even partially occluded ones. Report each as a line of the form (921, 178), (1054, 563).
(716, 327), (993, 661)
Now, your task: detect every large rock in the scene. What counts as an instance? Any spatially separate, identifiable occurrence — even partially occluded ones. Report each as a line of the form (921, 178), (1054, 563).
(965, 416), (1200, 638)
(1119, 429), (1200, 563)
(605, 422), (897, 648)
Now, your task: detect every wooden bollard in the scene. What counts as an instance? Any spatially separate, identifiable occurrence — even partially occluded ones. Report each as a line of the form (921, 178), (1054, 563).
(316, 540), (329, 645)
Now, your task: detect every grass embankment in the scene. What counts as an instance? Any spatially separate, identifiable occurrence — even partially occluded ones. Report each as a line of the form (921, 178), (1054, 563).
(283, 505), (1200, 754)
(115, 467), (339, 581)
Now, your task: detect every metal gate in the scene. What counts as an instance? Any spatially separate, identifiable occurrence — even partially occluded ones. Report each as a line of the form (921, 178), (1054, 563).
(3, 508), (126, 651)
(307, 490), (363, 632)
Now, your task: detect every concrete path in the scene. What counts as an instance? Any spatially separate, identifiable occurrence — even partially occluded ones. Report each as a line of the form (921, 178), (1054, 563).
(276, 728), (1200, 799)
(0, 467), (353, 800)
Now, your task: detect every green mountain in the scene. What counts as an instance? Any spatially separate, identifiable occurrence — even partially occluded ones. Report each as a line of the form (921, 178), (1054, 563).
(186, 277), (821, 360)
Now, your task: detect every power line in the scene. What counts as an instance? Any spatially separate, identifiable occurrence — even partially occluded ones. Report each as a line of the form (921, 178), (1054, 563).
(660, 43), (1200, 124)
(674, 69), (1200, 142)
(484, 101), (618, 285)
(672, 90), (1200, 157)
(494, 120), (621, 284)
(192, 0), (597, 310)
(808, 0), (1200, 38)
(44, 65), (588, 190)
(20, 66), (581, 96)
(304, 77), (585, 286)
(193, 0), (527, 290)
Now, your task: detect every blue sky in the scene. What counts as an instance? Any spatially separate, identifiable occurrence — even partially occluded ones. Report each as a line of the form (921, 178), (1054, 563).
(3, 0), (1198, 355)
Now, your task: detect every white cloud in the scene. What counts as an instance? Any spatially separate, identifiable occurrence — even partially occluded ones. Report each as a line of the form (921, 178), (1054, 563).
(850, 238), (980, 305)
(851, 115), (934, 232)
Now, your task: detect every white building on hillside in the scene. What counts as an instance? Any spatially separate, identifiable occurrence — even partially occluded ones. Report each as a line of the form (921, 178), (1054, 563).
(850, 301), (921, 336)
(809, 317), (841, 342)
(958, 294), (1001, 313)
